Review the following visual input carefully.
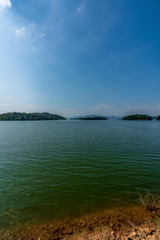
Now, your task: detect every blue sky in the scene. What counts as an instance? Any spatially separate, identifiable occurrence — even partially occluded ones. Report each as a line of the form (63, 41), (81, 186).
(0, 0), (160, 116)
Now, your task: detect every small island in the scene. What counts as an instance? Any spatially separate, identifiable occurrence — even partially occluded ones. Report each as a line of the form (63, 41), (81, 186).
(0, 112), (66, 121)
(157, 116), (160, 120)
(123, 114), (152, 120)
(72, 116), (108, 120)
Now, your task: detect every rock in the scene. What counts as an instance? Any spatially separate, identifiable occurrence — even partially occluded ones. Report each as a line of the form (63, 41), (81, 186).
(143, 227), (151, 234)
(129, 231), (137, 238)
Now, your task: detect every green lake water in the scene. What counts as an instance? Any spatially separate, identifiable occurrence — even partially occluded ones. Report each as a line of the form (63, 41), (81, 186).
(0, 120), (160, 228)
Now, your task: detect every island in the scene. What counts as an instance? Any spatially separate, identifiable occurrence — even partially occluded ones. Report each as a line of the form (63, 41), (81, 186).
(123, 114), (152, 120)
(72, 116), (108, 120)
(157, 116), (160, 120)
(0, 112), (66, 121)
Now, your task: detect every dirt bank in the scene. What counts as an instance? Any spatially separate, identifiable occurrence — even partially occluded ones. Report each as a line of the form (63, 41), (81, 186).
(0, 206), (160, 240)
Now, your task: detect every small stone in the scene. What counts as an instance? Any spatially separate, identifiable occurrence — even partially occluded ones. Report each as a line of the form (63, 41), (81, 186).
(150, 228), (156, 233)
(139, 227), (143, 231)
(143, 227), (150, 234)
(129, 231), (136, 238)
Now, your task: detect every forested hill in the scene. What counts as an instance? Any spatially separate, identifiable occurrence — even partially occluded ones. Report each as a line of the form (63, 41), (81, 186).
(0, 112), (66, 121)
(123, 114), (152, 120)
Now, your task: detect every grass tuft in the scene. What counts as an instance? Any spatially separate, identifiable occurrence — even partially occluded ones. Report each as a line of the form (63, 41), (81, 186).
(137, 191), (160, 211)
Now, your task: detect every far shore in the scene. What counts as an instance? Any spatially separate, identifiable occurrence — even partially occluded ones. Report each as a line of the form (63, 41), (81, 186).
(0, 112), (160, 121)
(1, 205), (160, 240)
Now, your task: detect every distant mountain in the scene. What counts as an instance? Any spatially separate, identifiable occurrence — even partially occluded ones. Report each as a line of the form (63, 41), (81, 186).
(68, 115), (121, 120)
(71, 115), (108, 120)
(68, 115), (99, 119)
(0, 112), (66, 121)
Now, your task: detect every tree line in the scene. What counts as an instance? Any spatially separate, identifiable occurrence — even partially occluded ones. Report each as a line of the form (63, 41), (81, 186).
(0, 112), (66, 121)
(123, 114), (160, 120)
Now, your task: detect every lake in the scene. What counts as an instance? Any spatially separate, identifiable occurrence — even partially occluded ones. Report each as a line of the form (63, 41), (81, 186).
(0, 120), (160, 228)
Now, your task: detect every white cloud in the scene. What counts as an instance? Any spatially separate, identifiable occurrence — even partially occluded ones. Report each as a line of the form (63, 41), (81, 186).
(16, 27), (26, 37)
(0, 0), (11, 9)
(16, 24), (46, 41)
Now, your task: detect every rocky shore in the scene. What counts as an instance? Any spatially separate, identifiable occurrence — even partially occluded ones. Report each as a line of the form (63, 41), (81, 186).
(1, 206), (160, 240)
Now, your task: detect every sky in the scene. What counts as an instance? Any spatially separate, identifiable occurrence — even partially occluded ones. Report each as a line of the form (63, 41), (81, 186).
(0, 0), (160, 117)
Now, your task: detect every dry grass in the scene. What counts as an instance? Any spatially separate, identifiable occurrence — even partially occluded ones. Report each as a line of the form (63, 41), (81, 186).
(137, 190), (160, 211)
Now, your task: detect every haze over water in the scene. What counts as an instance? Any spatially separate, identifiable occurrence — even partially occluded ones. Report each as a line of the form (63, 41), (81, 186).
(0, 120), (160, 228)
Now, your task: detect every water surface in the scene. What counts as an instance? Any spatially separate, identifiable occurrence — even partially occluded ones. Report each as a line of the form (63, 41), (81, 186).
(0, 120), (160, 228)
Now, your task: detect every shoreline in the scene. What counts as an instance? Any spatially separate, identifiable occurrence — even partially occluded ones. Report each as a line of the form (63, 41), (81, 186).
(1, 205), (160, 240)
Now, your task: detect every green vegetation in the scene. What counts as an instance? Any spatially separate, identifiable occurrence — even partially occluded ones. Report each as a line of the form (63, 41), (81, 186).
(123, 114), (152, 120)
(73, 116), (108, 120)
(0, 112), (66, 121)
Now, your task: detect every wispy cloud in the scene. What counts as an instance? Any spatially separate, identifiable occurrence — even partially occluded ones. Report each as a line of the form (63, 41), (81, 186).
(88, 104), (114, 116)
(59, 18), (64, 22)
(77, 3), (85, 12)
(15, 23), (46, 43)
(0, 0), (11, 10)
(93, 104), (113, 110)
(0, 101), (9, 107)
(16, 27), (26, 38)
(62, 108), (77, 116)
(124, 105), (160, 116)
(0, 100), (13, 113)
(134, 105), (153, 109)
(90, 104), (160, 116)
